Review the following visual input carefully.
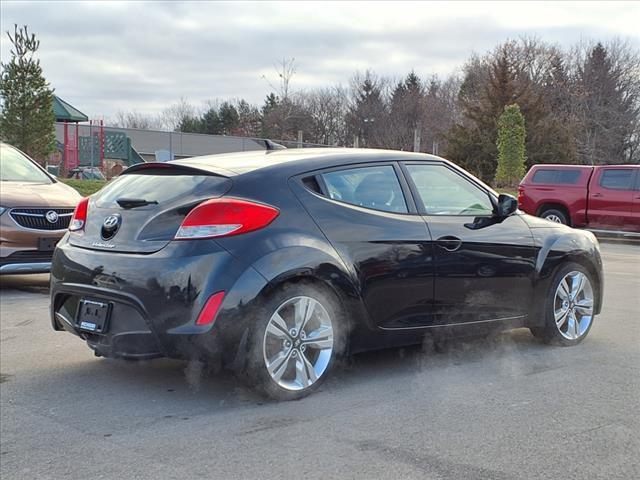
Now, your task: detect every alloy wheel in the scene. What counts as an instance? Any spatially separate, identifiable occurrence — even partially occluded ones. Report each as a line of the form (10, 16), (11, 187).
(262, 296), (334, 391)
(544, 214), (563, 223)
(554, 271), (594, 340)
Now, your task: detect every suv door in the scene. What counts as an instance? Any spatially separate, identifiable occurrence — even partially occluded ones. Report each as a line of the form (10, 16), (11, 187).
(401, 162), (537, 325)
(588, 167), (637, 231)
(296, 163), (435, 329)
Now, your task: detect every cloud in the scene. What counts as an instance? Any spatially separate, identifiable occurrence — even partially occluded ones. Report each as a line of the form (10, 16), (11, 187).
(1, 1), (638, 119)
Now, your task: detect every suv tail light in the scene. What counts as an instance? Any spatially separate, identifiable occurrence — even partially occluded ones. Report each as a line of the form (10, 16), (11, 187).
(175, 198), (279, 240)
(517, 185), (525, 205)
(69, 197), (89, 232)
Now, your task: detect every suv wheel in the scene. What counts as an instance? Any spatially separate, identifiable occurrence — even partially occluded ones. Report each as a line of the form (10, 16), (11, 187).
(531, 263), (596, 345)
(246, 284), (343, 400)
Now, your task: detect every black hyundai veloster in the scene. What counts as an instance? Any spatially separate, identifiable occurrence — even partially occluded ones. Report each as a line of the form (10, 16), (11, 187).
(51, 148), (603, 399)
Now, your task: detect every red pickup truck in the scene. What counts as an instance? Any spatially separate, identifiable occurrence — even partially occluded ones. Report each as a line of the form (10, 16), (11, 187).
(518, 164), (640, 233)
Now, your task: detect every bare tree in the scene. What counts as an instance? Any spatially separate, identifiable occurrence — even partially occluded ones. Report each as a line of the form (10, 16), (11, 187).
(159, 97), (199, 131)
(262, 57), (297, 101)
(298, 87), (349, 145)
(111, 110), (162, 130)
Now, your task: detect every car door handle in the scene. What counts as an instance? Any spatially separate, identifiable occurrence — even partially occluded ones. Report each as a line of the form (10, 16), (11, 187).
(436, 236), (462, 252)
(592, 193), (603, 198)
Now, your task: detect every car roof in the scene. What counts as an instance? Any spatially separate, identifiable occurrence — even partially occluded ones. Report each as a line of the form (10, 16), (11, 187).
(123, 147), (498, 197)
(169, 148), (443, 176)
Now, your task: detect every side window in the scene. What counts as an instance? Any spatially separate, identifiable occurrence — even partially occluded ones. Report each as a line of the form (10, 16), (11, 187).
(532, 169), (558, 184)
(405, 164), (494, 216)
(532, 169), (581, 184)
(599, 169), (634, 190)
(321, 165), (408, 214)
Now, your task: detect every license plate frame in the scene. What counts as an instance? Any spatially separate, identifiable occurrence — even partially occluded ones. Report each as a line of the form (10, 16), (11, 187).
(38, 237), (59, 251)
(76, 299), (111, 334)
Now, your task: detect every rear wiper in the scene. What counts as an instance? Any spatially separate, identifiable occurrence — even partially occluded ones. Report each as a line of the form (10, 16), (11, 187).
(116, 198), (159, 209)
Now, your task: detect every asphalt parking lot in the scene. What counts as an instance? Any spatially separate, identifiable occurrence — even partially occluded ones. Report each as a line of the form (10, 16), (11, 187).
(1, 242), (638, 480)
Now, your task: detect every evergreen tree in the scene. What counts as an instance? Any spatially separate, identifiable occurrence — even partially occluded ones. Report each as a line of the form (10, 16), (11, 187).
(347, 72), (388, 147)
(495, 104), (526, 186)
(236, 99), (261, 137)
(176, 114), (204, 133)
(201, 107), (221, 134)
(576, 42), (638, 164)
(389, 71), (425, 150)
(261, 93), (279, 117)
(0, 25), (56, 164)
(218, 102), (239, 135)
(446, 40), (574, 181)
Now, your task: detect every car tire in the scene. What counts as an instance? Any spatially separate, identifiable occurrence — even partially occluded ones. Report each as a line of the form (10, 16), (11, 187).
(540, 208), (568, 225)
(530, 262), (596, 346)
(244, 282), (345, 400)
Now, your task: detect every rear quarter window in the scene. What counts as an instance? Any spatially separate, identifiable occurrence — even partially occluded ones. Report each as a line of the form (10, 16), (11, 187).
(532, 169), (581, 185)
(319, 165), (408, 214)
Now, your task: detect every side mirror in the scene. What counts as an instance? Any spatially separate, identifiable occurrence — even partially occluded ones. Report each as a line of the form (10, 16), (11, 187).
(496, 194), (518, 217)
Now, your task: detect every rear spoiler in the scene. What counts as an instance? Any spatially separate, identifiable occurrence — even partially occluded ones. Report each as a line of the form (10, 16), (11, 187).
(122, 162), (234, 177)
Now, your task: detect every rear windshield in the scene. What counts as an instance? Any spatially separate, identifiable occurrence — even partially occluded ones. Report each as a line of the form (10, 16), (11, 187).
(532, 169), (581, 185)
(95, 172), (230, 207)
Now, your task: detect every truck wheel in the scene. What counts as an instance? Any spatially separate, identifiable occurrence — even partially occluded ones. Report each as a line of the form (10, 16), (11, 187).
(540, 208), (568, 225)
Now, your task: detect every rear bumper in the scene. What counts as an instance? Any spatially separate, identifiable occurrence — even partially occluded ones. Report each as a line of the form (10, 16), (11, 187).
(0, 249), (55, 274)
(0, 261), (51, 274)
(50, 237), (268, 362)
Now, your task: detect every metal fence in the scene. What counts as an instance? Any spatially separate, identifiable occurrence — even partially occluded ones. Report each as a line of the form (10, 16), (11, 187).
(54, 123), (334, 165)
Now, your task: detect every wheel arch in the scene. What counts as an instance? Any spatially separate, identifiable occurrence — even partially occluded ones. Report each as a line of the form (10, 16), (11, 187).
(251, 245), (369, 335)
(531, 231), (604, 324)
(536, 202), (571, 225)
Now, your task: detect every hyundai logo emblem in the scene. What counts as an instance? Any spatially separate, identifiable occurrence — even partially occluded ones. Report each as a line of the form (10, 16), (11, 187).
(101, 214), (122, 240)
(45, 210), (59, 224)
(103, 214), (120, 230)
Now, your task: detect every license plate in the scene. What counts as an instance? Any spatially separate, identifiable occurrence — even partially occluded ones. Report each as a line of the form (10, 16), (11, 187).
(38, 237), (59, 251)
(76, 299), (111, 333)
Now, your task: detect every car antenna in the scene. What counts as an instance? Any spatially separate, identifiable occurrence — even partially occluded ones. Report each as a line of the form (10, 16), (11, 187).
(264, 139), (287, 152)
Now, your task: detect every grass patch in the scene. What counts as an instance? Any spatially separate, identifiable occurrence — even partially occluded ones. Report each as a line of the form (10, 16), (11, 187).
(60, 179), (107, 196)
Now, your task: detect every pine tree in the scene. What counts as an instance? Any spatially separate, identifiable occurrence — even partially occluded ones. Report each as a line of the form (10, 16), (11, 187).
(202, 107), (221, 134)
(495, 104), (526, 187)
(576, 42), (637, 164)
(389, 71), (425, 150)
(347, 72), (388, 147)
(218, 102), (240, 135)
(0, 25), (56, 164)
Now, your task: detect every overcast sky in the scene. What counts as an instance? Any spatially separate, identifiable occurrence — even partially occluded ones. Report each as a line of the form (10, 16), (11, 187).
(1, 1), (638, 121)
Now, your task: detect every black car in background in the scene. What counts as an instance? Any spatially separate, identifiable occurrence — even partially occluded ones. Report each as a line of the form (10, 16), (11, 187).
(50, 148), (603, 399)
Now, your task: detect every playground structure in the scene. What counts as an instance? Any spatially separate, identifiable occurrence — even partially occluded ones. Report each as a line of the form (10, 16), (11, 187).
(62, 120), (144, 173)
(54, 96), (143, 176)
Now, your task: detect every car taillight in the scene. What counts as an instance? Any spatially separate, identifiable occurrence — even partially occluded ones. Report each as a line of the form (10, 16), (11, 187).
(195, 291), (225, 326)
(175, 198), (279, 240)
(517, 185), (525, 204)
(69, 197), (89, 232)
